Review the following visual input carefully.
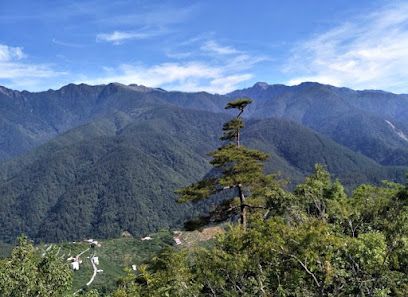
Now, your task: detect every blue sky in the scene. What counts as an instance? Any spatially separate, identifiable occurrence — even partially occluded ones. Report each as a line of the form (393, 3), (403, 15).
(0, 0), (407, 93)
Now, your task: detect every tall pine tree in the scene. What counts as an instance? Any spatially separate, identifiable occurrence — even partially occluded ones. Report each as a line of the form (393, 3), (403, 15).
(177, 98), (268, 229)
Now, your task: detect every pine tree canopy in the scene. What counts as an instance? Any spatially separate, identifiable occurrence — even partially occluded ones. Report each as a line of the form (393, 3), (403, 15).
(209, 144), (268, 187)
(224, 98), (253, 112)
(176, 178), (217, 203)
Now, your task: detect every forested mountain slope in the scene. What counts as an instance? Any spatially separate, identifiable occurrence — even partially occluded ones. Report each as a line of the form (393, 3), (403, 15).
(2, 81), (408, 167)
(229, 82), (408, 166)
(0, 106), (405, 243)
(0, 83), (228, 161)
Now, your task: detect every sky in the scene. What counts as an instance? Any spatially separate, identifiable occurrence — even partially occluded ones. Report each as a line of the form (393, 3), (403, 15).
(0, 0), (407, 94)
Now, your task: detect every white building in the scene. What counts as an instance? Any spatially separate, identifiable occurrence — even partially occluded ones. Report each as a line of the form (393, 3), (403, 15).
(71, 261), (80, 271)
(92, 256), (99, 265)
(141, 236), (152, 241)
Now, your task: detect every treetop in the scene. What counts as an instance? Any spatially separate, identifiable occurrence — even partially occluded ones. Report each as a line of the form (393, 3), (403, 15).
(225, 98), (253, 111)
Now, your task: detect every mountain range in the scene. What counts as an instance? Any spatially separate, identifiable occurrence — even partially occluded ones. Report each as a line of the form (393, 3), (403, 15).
(0, 81), (407, 243)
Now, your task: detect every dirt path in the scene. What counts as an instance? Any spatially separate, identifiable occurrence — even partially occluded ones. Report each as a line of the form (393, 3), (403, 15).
(77, 247), (90, 257)
(86, 253), (98, 287)
(73, 247), (92, 295)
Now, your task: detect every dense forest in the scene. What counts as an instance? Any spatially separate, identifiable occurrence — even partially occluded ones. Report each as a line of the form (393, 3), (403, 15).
(1, 105), (404, 243)
(1, 98), (408, 296)
(1, 82), (408, 244)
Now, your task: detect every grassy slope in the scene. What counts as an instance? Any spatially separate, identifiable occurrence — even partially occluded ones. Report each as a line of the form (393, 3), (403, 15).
(44, 230), (174, 294)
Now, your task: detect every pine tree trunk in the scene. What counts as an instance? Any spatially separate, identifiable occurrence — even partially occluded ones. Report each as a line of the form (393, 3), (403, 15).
(238, 185), (247, 230)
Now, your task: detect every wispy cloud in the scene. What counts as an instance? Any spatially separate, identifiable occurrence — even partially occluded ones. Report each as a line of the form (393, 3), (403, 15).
(96, 28), (164, 44)
(0, 44), (65, 90)
(52, 38), (86, 48)
(95, 3), (198, 45)
(285, 3), (408, 92)
(79, 39), (264, 93)
(201, 40), (241, 55)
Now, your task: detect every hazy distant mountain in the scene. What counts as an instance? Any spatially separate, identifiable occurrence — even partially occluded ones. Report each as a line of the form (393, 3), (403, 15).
(4, 80), (407, 175)
(0, 83), (228, 161)
(229, 82), (408, 166)
(2, 81), (408, 166)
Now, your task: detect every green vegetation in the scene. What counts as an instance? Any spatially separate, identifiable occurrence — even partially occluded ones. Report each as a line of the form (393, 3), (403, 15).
(109, 99), (408, 296)
(112, 166), (408, 297)
(1, 98), (408, 296)
(57, 230), (174, 294)
(178, 97), (268, 229)
(3, 167), (408, 296)
(0, 236), (72, 297)
(229, 82), (408, 167)
(0, 106), (405, 244)
(107, 101), (408, 297)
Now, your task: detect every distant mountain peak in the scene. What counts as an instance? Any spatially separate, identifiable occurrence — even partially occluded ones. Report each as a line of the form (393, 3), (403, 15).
(0, 85), (16, 97)
(0, 85), (8, 94)
(253, 82), (270, 90)
(297, 81), (324, 88)
(128, 84), (156, 93)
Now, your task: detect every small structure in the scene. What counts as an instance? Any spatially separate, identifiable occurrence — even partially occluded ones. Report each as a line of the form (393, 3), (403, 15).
(92, 256), (99, 265)
(132, 264), (137, 271)
(174, 237), (182, 245)
(84, 238), (101, 247)
(121, 231), (133, 238)
(71, 261), (80, 271)
(141, 236), (152, 241)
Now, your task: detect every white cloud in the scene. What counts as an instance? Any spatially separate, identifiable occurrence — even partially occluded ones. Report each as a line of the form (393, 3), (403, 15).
(285, 3), (408, 92)
(201, 40), (240, 55)
(96, 28), (163, 44)
(78, 61), (246, 93)
(79, 39), (264, 94)
(0, 43), (65, 90)
(0, 44), (25, 61)
(208, 74), (253, 94)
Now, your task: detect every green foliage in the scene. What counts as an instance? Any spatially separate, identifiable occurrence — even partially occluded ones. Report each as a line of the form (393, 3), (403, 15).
(0, 105), (405, 244)
(224, 98), (253, 111)
(0, 235), (72, 297)
(178, 98), (270, 228)
(294, 164), (345, 219)
(115, 166), (408, 296)
(230, 81), (408, 167)
(209, 144), (268, 187)
(82, 289), (100, 297)
(0, 108), (227, 243)
(176, 178), (217, 203)
(221, 118), (244, 142)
